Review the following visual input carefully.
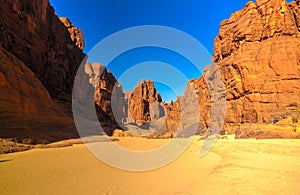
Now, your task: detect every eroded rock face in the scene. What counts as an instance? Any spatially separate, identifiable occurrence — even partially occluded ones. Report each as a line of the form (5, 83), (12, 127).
(213, 0), (299, 62)
(0, 46), (77, 143)
(195, 0), (300, 138)
(0, 0), (85, 142)
(1, 0), (299, 142)
(152, 81), (203, 138)
(161, 100), (182, 137)
(84, 62), (125, 136)
(0, 0), (85, 102)
(128, 80), (163, 124)
(60, 17), (85, 50)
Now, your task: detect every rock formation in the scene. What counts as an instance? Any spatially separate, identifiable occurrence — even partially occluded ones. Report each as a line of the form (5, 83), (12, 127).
(0, 45), (77, 143)
(0, 0), (85, 143)
(150, 81), (203, 138)
(153, 0), (300, 139)
(194, 0), (300, 138)
(164, 100), (181, 133)
(0, 0), (85, 102)
(60, 17), (85, 50)
(1, 0), (299, 142)
(128, 80), (163, 124)
(84, 62), (126, 135)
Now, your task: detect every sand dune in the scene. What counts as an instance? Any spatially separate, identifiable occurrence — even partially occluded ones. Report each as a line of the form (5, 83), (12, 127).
(1, 137), (300, 194)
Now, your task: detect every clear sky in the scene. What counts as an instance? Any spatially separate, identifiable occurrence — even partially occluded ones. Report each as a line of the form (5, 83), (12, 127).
(49, 0), (252, 102)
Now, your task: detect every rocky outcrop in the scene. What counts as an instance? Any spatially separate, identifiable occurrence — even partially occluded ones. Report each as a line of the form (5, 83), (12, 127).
(195, 0), (300, 138)
(128, 80), (163, 124)
(1, 0), (299, 142)
(116, 0), (300, 139)
(60, 17), (85, 50)
(84, 62), (125, 135)
(213, 0), (300, 61)
(149, 100), (181, 138)
(0, 46), (77, 143)
(112, 129), (134, 137)
(151, 81), (203, 138)
(0, 0), (85, 142)
(189, 77), (211, 133)
(0, 0), (85, 102)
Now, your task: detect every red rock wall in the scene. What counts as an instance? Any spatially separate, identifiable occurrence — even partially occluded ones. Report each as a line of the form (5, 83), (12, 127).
(85, 62), (125, 135)
(128, 80), (162, 124)
(60, 17), (85, 50)
(0, 0), (85, 142)
(0, 46), (77, 143)
(196, 0), (300, 138)
(0, 0), (85, 101)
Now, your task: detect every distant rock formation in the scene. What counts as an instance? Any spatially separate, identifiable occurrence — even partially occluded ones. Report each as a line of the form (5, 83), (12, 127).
(128, 80), (163, 124)
(150, 81), (202, 139)
(194, 0), (300, 138)
(84, 62), (126, 136)
(163, 100), (181, 135)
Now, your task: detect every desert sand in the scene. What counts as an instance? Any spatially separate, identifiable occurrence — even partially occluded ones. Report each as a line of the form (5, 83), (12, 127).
(1, 137), (300, 194)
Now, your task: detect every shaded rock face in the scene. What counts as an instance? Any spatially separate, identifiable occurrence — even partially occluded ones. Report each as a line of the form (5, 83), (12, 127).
(92, 63), (118, 116)
(0, 0), (85, 143)
(151, 82), (202, 138)
(189, 78), (211, 133)
(150, 99), (182, 138)
(194, 0), (300, 138)
(0, 0), (85, 102)
(59, 17), (85, 50)
(84, 62), (125, 136)
(128, 80), (163, 124)
(0, 46), (77, 143)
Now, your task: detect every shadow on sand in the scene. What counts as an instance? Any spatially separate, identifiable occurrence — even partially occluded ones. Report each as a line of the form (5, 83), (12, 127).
(0, 159), (12, 163)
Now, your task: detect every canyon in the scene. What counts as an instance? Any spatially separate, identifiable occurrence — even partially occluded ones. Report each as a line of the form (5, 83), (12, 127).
(0, 0), (299, 146)
(134, 0), (300, 139)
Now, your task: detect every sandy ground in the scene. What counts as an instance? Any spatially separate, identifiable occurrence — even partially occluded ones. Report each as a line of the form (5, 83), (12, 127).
(1, 137), (300, 194)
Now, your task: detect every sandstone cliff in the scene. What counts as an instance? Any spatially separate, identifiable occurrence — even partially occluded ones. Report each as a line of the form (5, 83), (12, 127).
(196, 0), (300, 138)
(60, 17), (85, 50)
(84, 62), (125, 136)
(0, 0), (85, 143)
(128, 80), (163, 125)
(0, 46), (76, 143)
(1, 0), (299, 142)
(0, 0), (85, 102)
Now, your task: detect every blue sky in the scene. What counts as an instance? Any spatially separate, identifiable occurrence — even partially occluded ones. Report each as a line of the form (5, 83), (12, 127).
(50, 0), (251, 102)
